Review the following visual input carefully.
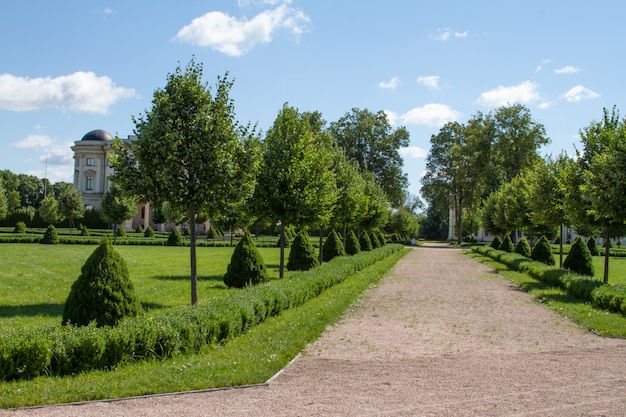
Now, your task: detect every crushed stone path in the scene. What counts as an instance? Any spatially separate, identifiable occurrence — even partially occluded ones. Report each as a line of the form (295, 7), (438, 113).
(4, 243), (626, 416)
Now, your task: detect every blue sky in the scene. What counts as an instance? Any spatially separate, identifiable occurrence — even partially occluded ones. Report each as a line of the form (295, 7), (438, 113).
(1, 1), (624, 199)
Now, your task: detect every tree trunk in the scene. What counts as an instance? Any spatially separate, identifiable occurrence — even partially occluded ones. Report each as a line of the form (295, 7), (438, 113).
(190, 202), (198, 305)
(279, 221), (285, 279)
(603, 227), (610, 284)
(455, 196), (462, 244)
(318, 226), (324, 265)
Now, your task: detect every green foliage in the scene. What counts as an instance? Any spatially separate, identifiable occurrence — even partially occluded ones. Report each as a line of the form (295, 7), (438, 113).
(376, 229), (386, 246)
(563, 237), (594, 276)
(62, 239), (142, 327)
(499, 234), (514, 253)
(514, 237), (531, 258)
(323, 229), (346, 262)
(39, 196), (62, 225)
(345, 229), (361, 255)
(207, 227), (217, 238)
(370, 229), (381, 249)
(223, 232), (269, 288)
(116, 227), (126, 238)
(135, 225), (144, 233)
(531, 235), (555, 265)
(359, 231), (373, 251)
(490, 235), (502, 250)
(40, 224), (59, 244)
(183, 226), (191, 236)
(587, 237), (599, 256)
(287, 230), (319, 271)
(13, 221), (26, 233)
(144, 226), (155, 238)
(80, 224), (90, 236)
(167, 228), (184, 246)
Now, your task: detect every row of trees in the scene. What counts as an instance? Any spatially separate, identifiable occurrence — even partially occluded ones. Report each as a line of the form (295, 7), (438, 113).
(111, 59), (418, 305)
(421, 104), (626, 284)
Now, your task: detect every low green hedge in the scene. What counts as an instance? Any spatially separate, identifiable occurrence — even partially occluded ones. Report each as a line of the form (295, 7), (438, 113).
(0, 244), (403, 382)
(473, 246), (626, 316)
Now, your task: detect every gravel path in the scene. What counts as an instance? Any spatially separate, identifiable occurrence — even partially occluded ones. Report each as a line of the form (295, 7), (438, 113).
(4, 244), (625, 416)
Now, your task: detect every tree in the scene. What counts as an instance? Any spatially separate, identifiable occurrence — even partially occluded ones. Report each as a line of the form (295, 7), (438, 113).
(254, 104), (337, 278)
(39, 196), (62, 225)
(57, 186), (84, 235)
(99, 184), (136, 245)
(330, 108), (409, 207)
(223, 231), (269, 288)
(112, 59), (255, 305)
(0, 178), (7, 221)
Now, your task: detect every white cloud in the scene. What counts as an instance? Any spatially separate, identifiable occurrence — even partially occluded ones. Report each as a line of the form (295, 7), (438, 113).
(400, 145), (427, 159)
(430, 28), (468, 41)
(0, 72), (135, 113)
(554, 66), (580, 74)
(475, 81), (541, 107)
(388, 104), (462, 127)
(379, 76), (400, 90)
(173, 3), (310, 56)
(10, 134), (54, 150)
(563, 85), (600, 102)
(417, 75), (439, 89)
(535, 58), (551, 73)
(538, 101), (554, 109)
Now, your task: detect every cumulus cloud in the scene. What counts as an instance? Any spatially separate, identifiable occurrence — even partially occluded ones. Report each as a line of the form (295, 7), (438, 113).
(475, 81), (541, 107)
(173, 3), (310, 56)
(387, 103), (462, 127)
(400, 145), (427, 159)
(379, 76), (400, 90)
(563, 85), (600, 102)
(554, 65), (580, 74)
(10, 134), (54, 150)
(417, 75), (439, 89)
(430, 28), (468, 41)
(0, 72), (135, 113)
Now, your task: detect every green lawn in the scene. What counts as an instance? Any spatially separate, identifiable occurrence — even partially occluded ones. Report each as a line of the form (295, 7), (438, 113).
(0, 244), (286, 331)
(592, 256), (626, 285)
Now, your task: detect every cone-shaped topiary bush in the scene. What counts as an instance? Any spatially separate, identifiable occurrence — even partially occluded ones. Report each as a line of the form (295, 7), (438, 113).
(144, 225), (154, 238)
(40, 224), (59, 244)
(514, 237), (531, 258)
(116, 227), (126, 238)
(376, 230), (386, 246)
(499, 234), (514, 253)
(14, 221), (26, 233)
(223, 232), (269, 288)
(359, 231), (373, 252)
(184, 226), (191, 236)
(345, 230), (361, 255)
(563, 236), (594, 276)
(80, 224), (90, 236)
(62, 239), (142, 327)
(287, 230), (319, 271)
(135, 225), (144, 233)
(531, 235), (555, 266)
(586, 237), (599, 256)
(167, 228), (183, 246)
(323, 229), (346, 262)
(370, 230), (381, 249)
(490, 235), (502, 250)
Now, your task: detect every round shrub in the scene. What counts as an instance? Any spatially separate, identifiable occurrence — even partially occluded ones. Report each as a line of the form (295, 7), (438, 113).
(323, 229), (346, 262)
(514, 237), (531, 258)
(13, 221), (26, 234)
(359, 231), (373, 252)
(531, 235), (555, 266)
(167, 228), (183, 246)
(144, 225), (155, 238)
(490, 235), (502, 250)
(40, 224), (59, 244)
(116, 227), (126, 238)
(135, 225), (144, 233)
(223, 232), (269, 288)
(345, 230), (361, 255)
(586, 237), (599, 256)
(499, 235), (514, 253)
(287, 230), (319, 271)
(563, 236), (594, 276)
(62, 239), (142, 327)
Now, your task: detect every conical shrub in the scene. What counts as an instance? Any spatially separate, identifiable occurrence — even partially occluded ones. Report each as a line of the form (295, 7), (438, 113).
(514, 237), (531, 258)
(287, 230), (319, 271)
(499, 234), (514, 253)
(531, 235), (555, 266)
(116, 227), (126, 238)
(345, 230), (361, 255)
(586, 237), (599, 256)
(563, 236), (594, 276)
(323, 229), (346, 262)
(370, 230), (381, 249)
(40, 224), (59, 244)
(167, 228), (183, 246)
(144, 225), (154, 238)
(62, 239), (142, 327)
(80, 224), (90, 236)
(14, 221), (26, 233)
(223, 232), (269, 288)
(359, 231), (373, 252)
(490, 235), (502, 250)
(376, 230), (386, 246)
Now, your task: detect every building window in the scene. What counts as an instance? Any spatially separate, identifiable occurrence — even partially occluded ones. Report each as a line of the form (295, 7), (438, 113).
(87, 158), (95, 166)
(86, 176), (94, 191)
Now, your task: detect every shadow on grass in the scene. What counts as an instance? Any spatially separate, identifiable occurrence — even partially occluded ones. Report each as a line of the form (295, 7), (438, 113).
(0, 303), (63, 318)
(152, 274), (226, 283)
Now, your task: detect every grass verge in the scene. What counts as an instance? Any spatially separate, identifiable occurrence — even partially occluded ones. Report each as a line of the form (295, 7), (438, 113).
(0, 249), (409, 409)
(465, 251), (626, 338)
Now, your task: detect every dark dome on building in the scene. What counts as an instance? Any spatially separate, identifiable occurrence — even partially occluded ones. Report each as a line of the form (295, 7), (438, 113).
(81, 129), (113, 142)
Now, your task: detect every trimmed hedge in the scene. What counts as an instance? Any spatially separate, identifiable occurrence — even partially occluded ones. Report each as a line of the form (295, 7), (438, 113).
(0, 244), (404, 382)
